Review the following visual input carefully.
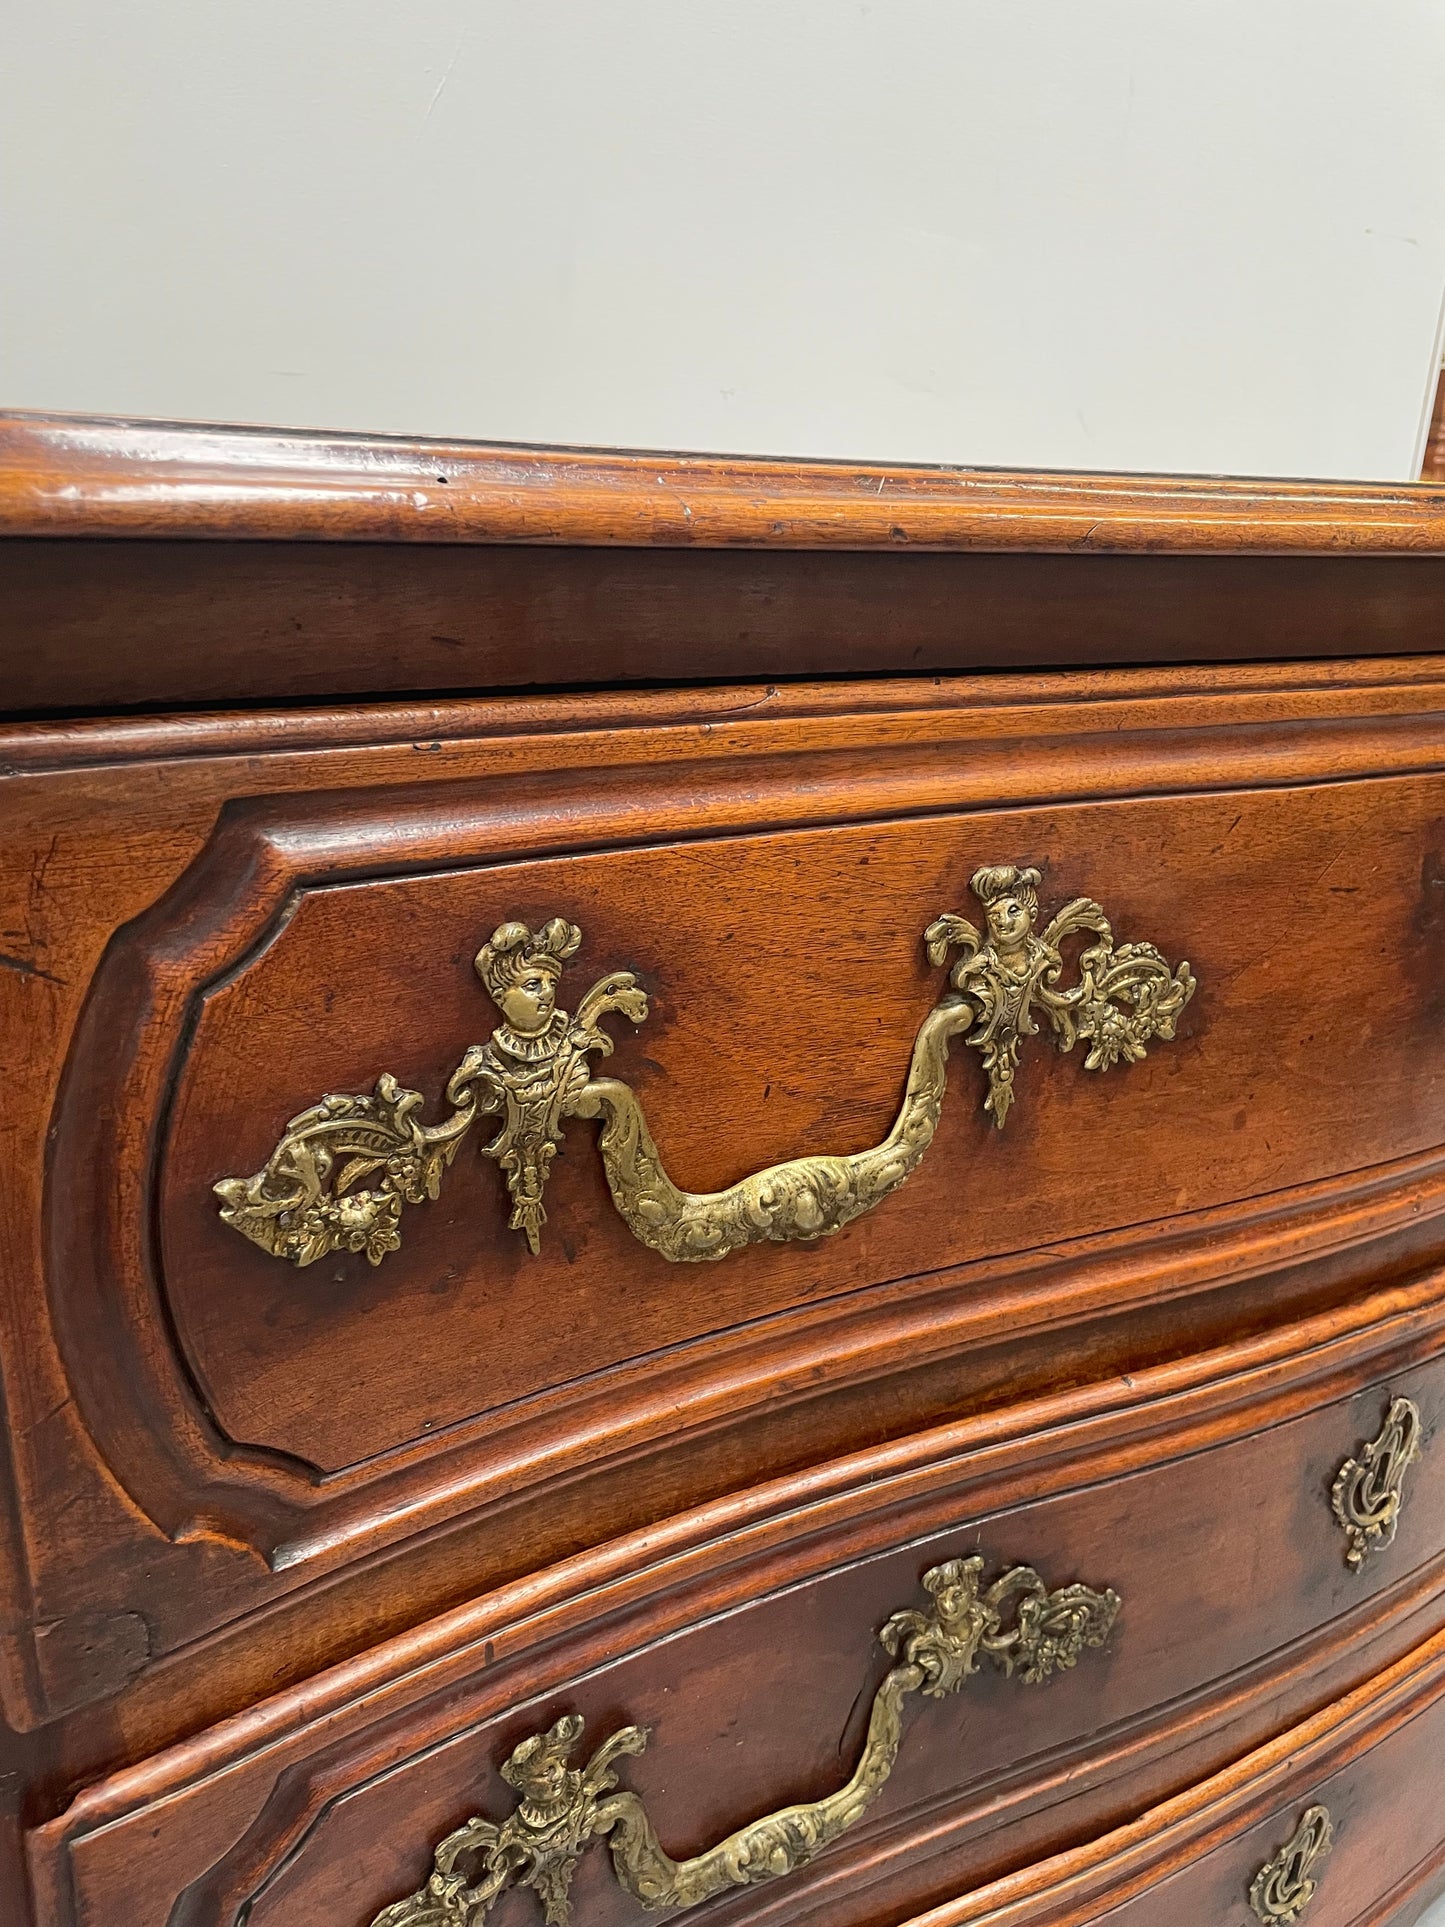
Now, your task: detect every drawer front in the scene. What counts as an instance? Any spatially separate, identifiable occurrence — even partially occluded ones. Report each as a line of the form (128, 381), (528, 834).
(980, 1633), (1445, 1927)
(150, 782), (1438, 1474)
(31, 1319), (1445, 1927)
(9, 665), (1445, 1721)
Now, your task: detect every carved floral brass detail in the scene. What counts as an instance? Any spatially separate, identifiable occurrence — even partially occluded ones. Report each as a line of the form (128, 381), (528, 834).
(370, 1553), (1121, 1926)
(1331, 1395), (1423, 1571)
(371, 1715), (649, 1927)
(215, 866), (1195, 1266)
(1249, 1805), (1334, 1925)
(208, 1073), (480, 1269)
(925, 865), (1195, 1128)
(214, 918), (649, 1266)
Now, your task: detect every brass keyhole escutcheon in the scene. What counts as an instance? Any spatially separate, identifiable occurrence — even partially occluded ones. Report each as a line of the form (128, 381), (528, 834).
(1249, 1805), (1334, 1925)
(1331, 1396), (1423, 1571)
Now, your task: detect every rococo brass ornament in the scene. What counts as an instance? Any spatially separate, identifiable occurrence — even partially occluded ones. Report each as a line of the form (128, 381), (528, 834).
(925, 865), (1195, 1128)
(214, 865), (1195, 1266)
(1330, 1395), (1423, 1571)
(370, 1553), (1121, 1927)
(1249, 1805), (1334, 1925)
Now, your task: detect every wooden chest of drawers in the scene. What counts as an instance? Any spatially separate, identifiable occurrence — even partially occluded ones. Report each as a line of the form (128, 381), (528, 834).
(5, 415), (1445, 1927)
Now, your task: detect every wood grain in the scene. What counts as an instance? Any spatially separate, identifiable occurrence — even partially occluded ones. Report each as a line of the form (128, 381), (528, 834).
(8, 440), (1445, 1927)
(28, 1314), (1445, 1927)
(6, 411), (1445, 552)
(1423, 365), (1445, 483)
(150, 782), (1442, 1475)
(906, 1621), (1445, 1927)
(14, 538), (1445, 715)
(6, 664), (1445, 1742)
(11, 415), (1445, 713)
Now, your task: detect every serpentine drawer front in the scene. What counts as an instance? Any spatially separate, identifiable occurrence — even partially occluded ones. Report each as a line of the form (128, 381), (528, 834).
(865, 1620), (1445, 1927)
(153, 778), (1437, 1487)
(999, 1627), (1445, 1927)
(16, 715), (1445, 1696)
(372, 1553), (1122, 1926)
(78, 802), (1435, 1367)
(214, 869), (1195, 1268)
(10, 425), (1445, 1927)
(5, 660), (1445, 1728)
(29, 1305), (1445, 1927)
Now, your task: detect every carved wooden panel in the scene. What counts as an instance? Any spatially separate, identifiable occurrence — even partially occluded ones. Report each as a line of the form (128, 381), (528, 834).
(146, 777), (1442, 1478)
(28, 1336), (1445, 1927)
(6, 666), (1445, 1727)
(11, 427), (1445, 1927)
(992, 1639), (1445, 1927)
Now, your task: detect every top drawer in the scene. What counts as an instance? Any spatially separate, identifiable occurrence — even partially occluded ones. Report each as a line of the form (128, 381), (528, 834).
(7, 661), (1445, 1720)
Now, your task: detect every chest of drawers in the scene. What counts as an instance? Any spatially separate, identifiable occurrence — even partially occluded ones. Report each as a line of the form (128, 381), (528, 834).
(4, 414), (1445, 1927)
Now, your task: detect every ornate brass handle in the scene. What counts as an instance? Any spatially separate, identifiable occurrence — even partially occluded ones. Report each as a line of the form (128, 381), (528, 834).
(1249, 1805), (1334, 1924)
(215, 865), (1194, 1267)
(1331, 1396), (1423, 1570)
(371, 1552), (1120, 1926)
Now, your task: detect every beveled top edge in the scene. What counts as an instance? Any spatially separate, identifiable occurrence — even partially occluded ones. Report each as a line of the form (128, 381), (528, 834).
(5, 410), (1445, 552)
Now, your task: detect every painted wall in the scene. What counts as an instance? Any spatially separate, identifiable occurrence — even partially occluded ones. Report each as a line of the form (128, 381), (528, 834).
(6, 1), (1445, 478)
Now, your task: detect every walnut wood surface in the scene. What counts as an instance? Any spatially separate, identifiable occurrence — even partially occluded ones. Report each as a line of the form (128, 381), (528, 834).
(907, 1621), (1445, 1927)
(7, 443), (1445, 1926)
(12, 540), (1445, 715)
(152, 778), (1435, 1472)
(3, 663), (1445, 1747)
(10, 415), (1445, 711)
(7, 411), (1445, 551)
(27, 1316), (1445, 1927)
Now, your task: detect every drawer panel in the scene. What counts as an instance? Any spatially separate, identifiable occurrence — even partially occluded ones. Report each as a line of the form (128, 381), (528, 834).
(31, 1314), (1445, 1927)
(929, 1626), (1445, 1927)
(155, 781), (1441, 1470)
(10, 665), (1445, 1722)
(1094, 1686), (1445, 1926)
(52, 781), (1445, 1497)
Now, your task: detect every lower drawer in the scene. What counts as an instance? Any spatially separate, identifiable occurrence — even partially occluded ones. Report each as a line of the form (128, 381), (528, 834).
(28, 1273), (1445, 1927)
(919, 1620), (1445, 1927)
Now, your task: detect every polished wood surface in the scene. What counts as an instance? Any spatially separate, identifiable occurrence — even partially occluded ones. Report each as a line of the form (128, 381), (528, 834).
(5, 661), (1444, 1743)
(10, 413), (1445, 715)
(6, 411), (1445, 550)
(6, 424), (1445, 1927)
(10, 412), (1445, 713)
(15, 539), (1445, 712)
(27, 1297), (1445, 1927)
(913, 1623), (1445, 1926)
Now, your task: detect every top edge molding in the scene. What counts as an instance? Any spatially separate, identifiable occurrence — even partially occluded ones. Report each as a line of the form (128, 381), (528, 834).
(5, 411), (1445, 552)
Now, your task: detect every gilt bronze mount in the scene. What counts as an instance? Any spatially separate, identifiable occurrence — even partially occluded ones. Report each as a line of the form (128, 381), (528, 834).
(214, 866), (1195, 1267)
(370, 1553), (1120, 1927)
(1331, 1395), (1423, 1572)
(1249, 1805), (1334, 1925)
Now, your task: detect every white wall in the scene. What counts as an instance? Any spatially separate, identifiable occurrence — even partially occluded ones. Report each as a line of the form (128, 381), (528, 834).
(5, 1), (1445, 479)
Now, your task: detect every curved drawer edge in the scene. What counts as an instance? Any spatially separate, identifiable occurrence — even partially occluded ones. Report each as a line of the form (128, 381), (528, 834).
(906, 1620), (1445, 1927)
(25, 1272), (1445, 1927)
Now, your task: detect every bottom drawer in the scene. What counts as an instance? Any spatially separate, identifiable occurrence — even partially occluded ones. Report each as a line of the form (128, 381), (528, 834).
(924, 1623), (1445, 1927)
(28, 1273), (1445, 1927)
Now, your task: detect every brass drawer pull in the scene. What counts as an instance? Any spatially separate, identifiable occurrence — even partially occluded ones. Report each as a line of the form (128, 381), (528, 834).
(372, 1553), (1120, 1925)
(1331, 1396), (1423, 1571)
(1249, 1805), (1334, 1924)
(215, 865), (1194, 1267)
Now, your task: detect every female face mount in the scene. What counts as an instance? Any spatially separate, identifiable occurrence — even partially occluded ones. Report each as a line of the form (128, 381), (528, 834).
(473, 917), (583, 1037)
(971, 865), (1041, 954)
